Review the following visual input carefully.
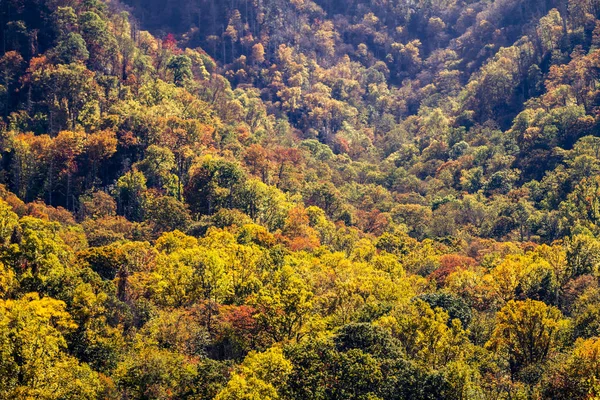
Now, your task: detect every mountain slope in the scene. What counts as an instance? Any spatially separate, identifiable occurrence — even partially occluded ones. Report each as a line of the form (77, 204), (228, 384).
(1, 0), (600, 398)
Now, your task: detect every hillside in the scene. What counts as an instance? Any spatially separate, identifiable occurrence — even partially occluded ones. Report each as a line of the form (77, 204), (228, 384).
(1, 0), (600, 398)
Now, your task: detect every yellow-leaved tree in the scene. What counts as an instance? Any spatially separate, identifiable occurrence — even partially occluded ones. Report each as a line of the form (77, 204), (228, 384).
(0, 293), (101, 399)
(215, 346), (292, 400)
(487, 299), (567, 378)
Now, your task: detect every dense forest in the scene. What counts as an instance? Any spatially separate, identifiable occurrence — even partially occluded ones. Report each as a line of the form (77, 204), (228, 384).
(3, 0), (600, 398)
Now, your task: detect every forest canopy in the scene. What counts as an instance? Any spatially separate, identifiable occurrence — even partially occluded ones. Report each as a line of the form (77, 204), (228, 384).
(2, 0), (600, 398)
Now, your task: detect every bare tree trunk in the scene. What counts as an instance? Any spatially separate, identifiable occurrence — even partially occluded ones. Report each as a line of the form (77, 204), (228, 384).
(48, 159), (54, 206)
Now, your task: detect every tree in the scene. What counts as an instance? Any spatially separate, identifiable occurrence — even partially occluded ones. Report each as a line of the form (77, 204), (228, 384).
(0, 51), (24, 115)
(542, 337), (600, 399)
(114, 345), (198, 399)
(280, 206), (321, 251)
(79, 11), (118, 72)
(143, 195), (192, 235)
(418, 292), (472, 328)
(215, 373), (279, 400)
(47, 130), (86, 208)
(53, 32), (89, 64)
(113, 170), (147, 221)
(215, 347), (292, 400)
(135, 145), (179, 194)
(251, 43), (265, 64)
(84, 130), (117, 187)
(0, 293), (101, 399)
(283, 337), (385, 400)
(564, 234), (600, 279)
(162, 246), (228, 305)
(236, 179), (290, 231)
(251, 266), (313, 342)
(571, 284), (600, 340)
(13, 216), (82, 297)
(487, 299), (566, 378)
(185, 156), (246, 215)
(29, 61), (100, 133)
(52, 6), (78, 37)
(0, 198), (19, 244)
(334, 323), (400, 357)
(167, 55), (193, 86)
(564, 177), (600, 233)
(537, 9), (564, 53)
(390, 300), (471, 370)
